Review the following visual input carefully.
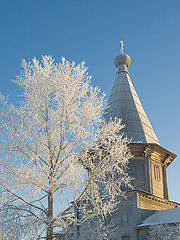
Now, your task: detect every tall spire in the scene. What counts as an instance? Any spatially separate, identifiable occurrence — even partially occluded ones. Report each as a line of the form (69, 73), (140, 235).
(104, 43), (159, 144)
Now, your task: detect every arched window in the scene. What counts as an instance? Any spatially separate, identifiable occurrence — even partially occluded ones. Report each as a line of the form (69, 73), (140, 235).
(154, 165), (161, 181)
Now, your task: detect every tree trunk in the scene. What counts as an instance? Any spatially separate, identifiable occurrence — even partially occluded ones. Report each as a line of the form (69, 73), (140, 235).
(47, 190), (53, 240)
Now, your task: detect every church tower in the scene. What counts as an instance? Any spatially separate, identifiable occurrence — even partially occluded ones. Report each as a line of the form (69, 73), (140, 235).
(104, 42), (180, 239)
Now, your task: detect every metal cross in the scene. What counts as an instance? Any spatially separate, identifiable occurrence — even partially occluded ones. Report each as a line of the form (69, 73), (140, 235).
(120, 40), (124, 54)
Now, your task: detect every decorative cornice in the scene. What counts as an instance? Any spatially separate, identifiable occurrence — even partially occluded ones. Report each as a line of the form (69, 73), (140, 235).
(128, 143), (176, 167)
(137, 190), (180, 208)
(144, 146), (154, 158)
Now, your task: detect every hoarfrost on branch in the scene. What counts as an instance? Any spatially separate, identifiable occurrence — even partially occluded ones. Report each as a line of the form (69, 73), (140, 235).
(0, 56), (132, 240)
(148, 223), (180, 240)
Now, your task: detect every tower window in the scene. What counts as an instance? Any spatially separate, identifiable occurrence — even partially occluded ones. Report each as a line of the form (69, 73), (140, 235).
(154, 165), (161, 181)
(122, 236), (130, 240)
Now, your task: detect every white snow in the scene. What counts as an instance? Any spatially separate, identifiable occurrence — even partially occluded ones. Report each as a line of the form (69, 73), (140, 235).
(138, 207), (180, 227)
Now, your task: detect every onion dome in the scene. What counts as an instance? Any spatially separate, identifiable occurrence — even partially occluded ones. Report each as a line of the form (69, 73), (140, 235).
(114, 53), (131, 68)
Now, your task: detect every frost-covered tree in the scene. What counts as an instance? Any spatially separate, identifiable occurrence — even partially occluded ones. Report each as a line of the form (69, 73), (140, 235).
(148, 223), (180, 240)
(78, 217), (118, 240)
(0, 56), (132, 240)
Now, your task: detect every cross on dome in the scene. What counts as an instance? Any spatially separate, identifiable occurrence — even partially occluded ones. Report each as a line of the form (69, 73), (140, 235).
(120, 40), (124, 54)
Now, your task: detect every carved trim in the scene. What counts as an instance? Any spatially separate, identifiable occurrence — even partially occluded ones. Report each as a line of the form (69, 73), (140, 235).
(163, 154), (174, 166)
(144, 146), (154, 158)
(137, 191), (180, 208)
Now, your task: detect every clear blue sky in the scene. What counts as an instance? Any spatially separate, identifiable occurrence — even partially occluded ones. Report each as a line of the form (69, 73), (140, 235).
(1, 0), (180, 202)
